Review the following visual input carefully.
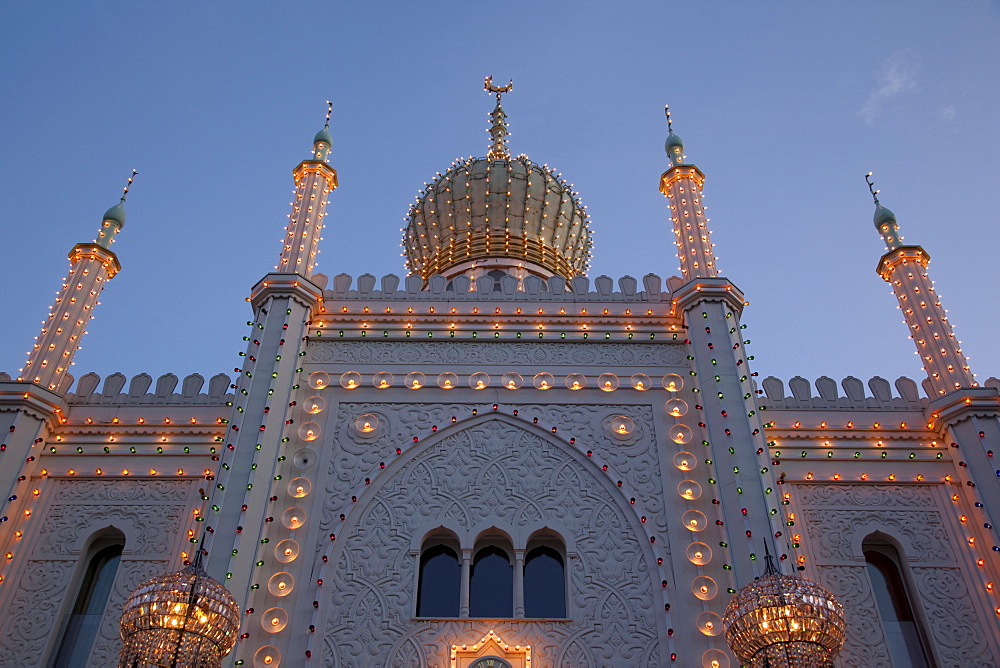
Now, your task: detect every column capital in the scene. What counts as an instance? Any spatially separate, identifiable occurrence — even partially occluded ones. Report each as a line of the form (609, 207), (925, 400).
(0, 380), (68, 425)
(659, 164), (705, 194)
(672, 276), (745, 315)
(68, 243), (121, 278)
(877, 245), (929, 282)
(926, 387), (1000, 431)
(293, 160), (338, 191)
(250, 273), (324, 310)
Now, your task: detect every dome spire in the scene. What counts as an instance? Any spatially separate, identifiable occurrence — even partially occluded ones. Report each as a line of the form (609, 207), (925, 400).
(664, 105), (686, 167)
(866, 172), (902, 250)
(97, 169), (136, 249)
(484, 76), (513, 160)
(312, 100), (334, 161)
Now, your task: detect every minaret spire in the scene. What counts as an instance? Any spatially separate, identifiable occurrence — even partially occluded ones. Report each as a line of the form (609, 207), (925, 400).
(659, 105), (718, 278)
(19, 172), (134, 391)
(277, 103), (338, 276)
(484, 76), (513, 160)
(870, 175), (975, 395)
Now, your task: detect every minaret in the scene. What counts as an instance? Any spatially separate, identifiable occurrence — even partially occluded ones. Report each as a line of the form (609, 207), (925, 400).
(869, 175), (1000, 584)
(0, 173), (134, 569)
(277, 104), (336, 276)
(868, 174), (976, 396)
(203, 107), (336, 664)
(19, 170), (135, 392)
(660, 106), (719, 280)
(661, 109), (786, 591)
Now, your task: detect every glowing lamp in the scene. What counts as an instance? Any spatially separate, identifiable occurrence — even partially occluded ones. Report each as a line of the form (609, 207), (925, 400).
(630, 373), (651, 390)
(437, 372), (458, 389)
(724, 556), (846, 667)
(598, 373), (620, 391)
(533, 372), (555, 390)
(663, 373), (684, 391)
(502, 372), (523, 390)
(405, 371), (426, 389)
(118, 564), (239, 667)
(339, 371), (361, 389)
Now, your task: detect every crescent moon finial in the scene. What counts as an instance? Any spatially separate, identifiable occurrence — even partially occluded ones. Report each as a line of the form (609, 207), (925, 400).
(485, 75), (514, 97)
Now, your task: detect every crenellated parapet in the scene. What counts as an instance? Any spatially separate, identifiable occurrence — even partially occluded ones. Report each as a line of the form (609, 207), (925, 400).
(320, 271), (676, 302)
(760, 375), (928, 410)
(66, 371), (234, 405)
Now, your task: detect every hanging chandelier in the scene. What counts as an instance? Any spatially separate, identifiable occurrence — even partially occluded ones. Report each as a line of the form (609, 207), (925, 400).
(119, 561), (240, 668)
(724, 556), (846, 667)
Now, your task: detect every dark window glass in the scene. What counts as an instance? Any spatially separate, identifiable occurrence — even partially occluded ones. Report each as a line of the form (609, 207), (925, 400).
(470, 546), (512, 617)
(524, 546), (565, 618)
(864, 545), (931, 667)
(53, 544), (123, 666)
(416, 545), (460, 617)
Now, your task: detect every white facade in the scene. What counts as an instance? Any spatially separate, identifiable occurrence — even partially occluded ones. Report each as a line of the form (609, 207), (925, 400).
(1, 98), (999, 667)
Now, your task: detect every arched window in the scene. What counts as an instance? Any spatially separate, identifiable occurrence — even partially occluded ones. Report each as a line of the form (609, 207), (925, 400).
(524, 546), (566, 618)
(470, 545), (513, 618)
(52, 533), (125, 666)
(416, 544), (461, 617)
(863, 537), (932, 667)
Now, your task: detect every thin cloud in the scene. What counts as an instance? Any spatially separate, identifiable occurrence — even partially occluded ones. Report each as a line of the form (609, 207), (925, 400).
(858, 49), (919, 125)
(940, 105), (957, 122)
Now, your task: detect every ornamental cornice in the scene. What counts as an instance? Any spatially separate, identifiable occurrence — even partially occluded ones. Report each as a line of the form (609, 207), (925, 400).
(68, 242), (121, 278)
(293, 159), (338, 190)
(0, 380), (68, 425)
(765, 429), (934, 442)
(671, 276), (745, 315)
(659, 164), (705, 192)
(926, 387), (1000, 430)
(250, 272), (324, 309)
(877, 245), (930, 282)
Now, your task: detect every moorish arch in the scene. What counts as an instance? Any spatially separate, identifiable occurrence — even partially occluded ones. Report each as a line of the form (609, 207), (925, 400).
(323, 412), (665, 667)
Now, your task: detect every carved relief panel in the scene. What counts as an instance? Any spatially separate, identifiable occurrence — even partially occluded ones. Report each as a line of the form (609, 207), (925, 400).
(0, 479), (196, 666)
(321, 415), (664, 667)
(796, 483), (999, 666)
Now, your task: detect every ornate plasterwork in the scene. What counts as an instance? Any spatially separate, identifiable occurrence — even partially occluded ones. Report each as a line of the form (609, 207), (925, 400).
(322, 416), (662, 667)
(0, 479), (192, 666)
(306, 340), (686, 367)
(320, 402), (667, 543)
(797, 483), (996, 666)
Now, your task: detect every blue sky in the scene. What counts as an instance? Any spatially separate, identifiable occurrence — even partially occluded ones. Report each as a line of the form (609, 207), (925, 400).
(1, 2), (998, 393)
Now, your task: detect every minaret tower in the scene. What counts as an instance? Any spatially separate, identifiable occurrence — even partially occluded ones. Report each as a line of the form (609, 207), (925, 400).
(868, 173), (976, 396)
(203, 106), (336, 664)
(869, 175), (1000, 586)
(661, 108), (786, 590)
(19, 170), (135, 392)
(0, 172), (134, 568)
(660, 106), (719, 279)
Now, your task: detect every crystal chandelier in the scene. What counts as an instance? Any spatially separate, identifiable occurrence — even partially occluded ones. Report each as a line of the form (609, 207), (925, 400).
(724, 555), (846, 667)
(119, 560), (240, 668)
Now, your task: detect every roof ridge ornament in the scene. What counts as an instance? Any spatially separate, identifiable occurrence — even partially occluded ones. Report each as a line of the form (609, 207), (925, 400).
(484, 76), (513, 160)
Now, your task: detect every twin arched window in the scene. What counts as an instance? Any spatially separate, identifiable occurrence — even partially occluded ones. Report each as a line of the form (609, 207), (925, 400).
(416, 531), (566, 619)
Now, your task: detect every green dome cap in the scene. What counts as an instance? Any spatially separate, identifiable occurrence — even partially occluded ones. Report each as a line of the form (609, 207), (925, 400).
(873, 204), (896, 229)
(102, 202), (126, 228)
(665, 132), (684, 154)
(313, 127), (333, 147)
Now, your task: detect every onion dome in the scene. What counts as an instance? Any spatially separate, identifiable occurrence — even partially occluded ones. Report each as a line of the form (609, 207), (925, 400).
(119, 564), (240, 667)
(873, 203), (896, 228)
(314, 127), (333, 149)
(402, 80), (592, 280)
(724, 557), (846, 667)
(102, 201), (126, 228)
(665, 132), (685, 166)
